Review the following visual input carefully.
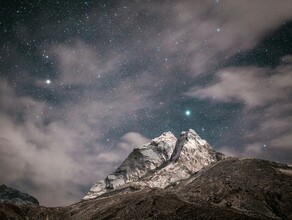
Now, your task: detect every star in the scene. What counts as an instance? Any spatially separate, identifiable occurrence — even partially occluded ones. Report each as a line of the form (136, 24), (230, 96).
(185, 110), (191, 116)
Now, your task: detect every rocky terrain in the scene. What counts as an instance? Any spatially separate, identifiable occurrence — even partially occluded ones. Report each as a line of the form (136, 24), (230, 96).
(0, 129), (291, 219)
(0, 185), (39, 206)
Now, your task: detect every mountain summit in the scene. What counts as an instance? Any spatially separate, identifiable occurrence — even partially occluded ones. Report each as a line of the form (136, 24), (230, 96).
(84, 129), (224, 200)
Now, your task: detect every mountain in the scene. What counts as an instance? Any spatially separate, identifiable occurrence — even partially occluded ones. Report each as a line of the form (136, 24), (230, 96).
(0, 129), (291, 219)
(84, 131), (177, 199)
(0, 185), (39, 206)
(84, 129), (224, 200)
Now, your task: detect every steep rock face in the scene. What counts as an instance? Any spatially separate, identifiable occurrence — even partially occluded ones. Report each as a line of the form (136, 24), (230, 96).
(84, 129), (224, 200)
(83, 131), (177, 200)
(144, 129), (224, 188)
(0, 185), (39, 206)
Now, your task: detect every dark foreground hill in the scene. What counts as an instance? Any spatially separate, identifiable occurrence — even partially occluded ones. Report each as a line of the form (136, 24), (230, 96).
(0, 158), (292, 220)
(0, 185), (39, 206)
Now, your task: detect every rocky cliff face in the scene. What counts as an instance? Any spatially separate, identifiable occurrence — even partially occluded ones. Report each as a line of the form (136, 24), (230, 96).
(84, 129), (224, 200)
(143, 129), (224, 188)
(0, 185), (39, 206)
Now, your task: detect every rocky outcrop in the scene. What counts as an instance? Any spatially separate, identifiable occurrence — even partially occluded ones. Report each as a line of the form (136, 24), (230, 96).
(0, 185), (39, 206)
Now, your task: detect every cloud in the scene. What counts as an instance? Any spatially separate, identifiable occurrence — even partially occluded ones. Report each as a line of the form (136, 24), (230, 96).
(0, 77), (152, 206)
(0, 32), (163, 206)
(271, 134), (292, 149)
(95, 132), (149, 164)
(0, 81), (95, 205)
(0, 31), (161, 205)
(50, 40), (120, 85)
(132, 0), (292, 75)
(118, 132), (150, 151)
(187, 64), (292, 107)
(218, 143), (267, 162)
(190, 58), (292, 162)
(219, 141), (292, 163)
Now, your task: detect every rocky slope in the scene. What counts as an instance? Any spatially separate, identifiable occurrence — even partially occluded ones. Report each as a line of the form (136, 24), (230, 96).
(0, 185), (39, 206)
(1, 158), (291, 219)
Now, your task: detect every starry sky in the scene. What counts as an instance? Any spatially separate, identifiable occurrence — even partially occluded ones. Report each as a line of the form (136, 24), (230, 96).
(1, 0), (292, 206)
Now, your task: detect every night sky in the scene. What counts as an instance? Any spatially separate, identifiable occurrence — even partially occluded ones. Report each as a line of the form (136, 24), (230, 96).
(1, 0), (292, 206)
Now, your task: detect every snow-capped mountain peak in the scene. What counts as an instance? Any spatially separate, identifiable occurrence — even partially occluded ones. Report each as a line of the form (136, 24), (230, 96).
(143, 129), (223, 188)
(169, 129), (217, 170)
(170, 129), (206, 162)
(83, 129), (224, 200)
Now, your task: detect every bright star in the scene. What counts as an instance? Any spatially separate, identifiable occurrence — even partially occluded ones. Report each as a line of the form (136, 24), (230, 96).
(185, 110), (191, 116)
(46, 79), (51, 84)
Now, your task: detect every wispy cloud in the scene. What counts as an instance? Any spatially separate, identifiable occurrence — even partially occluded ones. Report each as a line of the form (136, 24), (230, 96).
(131, 0), (292, 75)
(0, 75), (152, 206)
(187, 64), (292, 107)
(189, 58), (292, 162)
(50, 40), (121, 85)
